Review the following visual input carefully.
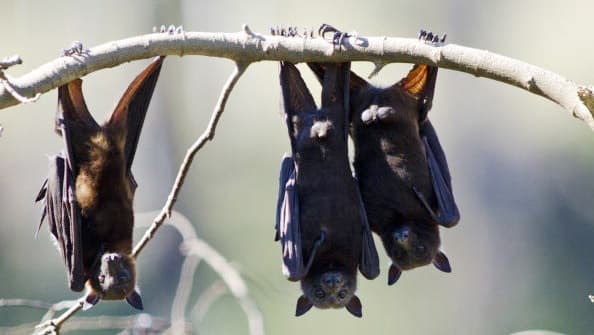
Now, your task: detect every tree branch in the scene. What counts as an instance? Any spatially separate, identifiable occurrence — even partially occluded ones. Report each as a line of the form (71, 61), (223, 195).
(0, 25), (592, 129)
(132, 61), (249, 257)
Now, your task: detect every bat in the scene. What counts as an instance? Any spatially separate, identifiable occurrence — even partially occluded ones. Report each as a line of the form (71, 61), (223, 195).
(35, 56), (165, 309)
(275, 61), (380, 317)
(309, 27), (459, 285)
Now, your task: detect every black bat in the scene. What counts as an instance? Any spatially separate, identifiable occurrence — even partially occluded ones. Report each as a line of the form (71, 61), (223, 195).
(275, 61), (380, 317)
(309, 27), (459, 285)
(35, 56), (164, 309)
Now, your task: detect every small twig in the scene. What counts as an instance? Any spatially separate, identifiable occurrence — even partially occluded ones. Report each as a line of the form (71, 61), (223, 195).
(192, 280), (227, 322)
(0, 55), (22, 69)
(34, 299), (84, 335)
(0, 298), (52, 309)
(132, 61), (249, 257)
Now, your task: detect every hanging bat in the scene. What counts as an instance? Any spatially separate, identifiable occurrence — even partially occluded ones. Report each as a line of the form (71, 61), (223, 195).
(309, 27), (459, 285)
(35, 56), (165, 309)
(275, 61), (380, 317)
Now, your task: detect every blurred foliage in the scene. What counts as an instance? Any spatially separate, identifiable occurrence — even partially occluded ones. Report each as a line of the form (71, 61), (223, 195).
(1, 0), (593, 334)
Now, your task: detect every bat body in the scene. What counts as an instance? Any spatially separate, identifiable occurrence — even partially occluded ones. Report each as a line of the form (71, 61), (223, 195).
(36, 56), (164, 309)
(275, 62), (379, 317)
(309, 29), (459, 285)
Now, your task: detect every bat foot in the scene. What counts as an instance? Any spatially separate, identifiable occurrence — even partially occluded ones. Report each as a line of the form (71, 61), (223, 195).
(153, 24), (184, 34)
(270, 25), (308, 37)
(318, 24), (351, 48)
(418, 29), (447, 44)
(62, 41), (89, 57)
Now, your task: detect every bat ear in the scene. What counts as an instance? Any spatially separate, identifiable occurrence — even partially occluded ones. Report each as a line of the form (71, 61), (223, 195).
(108, 56), (165, 169)
(345, 295), (363, 318)
(349, 70), (368, 95)
(388, 264), (402, 285)
(295, 295), (314, 317)
(83, 291), (100, 311)
(280, 62), (317, 117)
(432, 251), (452, 273)
(306, 62), (367, 96)
(395, 64), (439, 121)
(126, 289), (144, 310)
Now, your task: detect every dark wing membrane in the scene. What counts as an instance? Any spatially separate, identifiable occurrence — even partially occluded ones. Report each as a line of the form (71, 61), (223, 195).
(420, 120), (460, 227)
(109, 56), (165, 172)
(355, 180), (380, 279)
(36, 154), (85, 291)
(279, 62), (317, 153)
(276, 156), (304, 281)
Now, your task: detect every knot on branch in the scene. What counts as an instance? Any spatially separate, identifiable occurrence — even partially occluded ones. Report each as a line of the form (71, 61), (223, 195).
(577, 86), (594, 117)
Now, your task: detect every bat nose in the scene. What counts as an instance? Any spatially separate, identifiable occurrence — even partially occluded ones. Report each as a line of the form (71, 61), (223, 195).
(117, 272), (130, 284)
(322, 272), (343, 289)
(393, 227), (410, 243)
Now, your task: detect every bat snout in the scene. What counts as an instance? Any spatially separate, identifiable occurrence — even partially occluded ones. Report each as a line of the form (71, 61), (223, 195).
(321, 272), (344, 290)
(393, 227), (411, 244)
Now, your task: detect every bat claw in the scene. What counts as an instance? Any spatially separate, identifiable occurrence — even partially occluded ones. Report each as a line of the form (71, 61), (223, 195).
(318, 23), (351, 49)
(417, 29), (447, 45)
(153, 24), (184, 34)
(62, 41), (89, 57)
(270, 25), (302, 37)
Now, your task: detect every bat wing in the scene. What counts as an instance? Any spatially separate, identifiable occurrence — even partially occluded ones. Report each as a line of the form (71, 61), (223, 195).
(276, 155), (304, 281)
(279, 61), (317, 153)
(355, 180), (380, 279)
(35, 79), (103, 291)
(108, 56), (165, 192)
(400, 63), (459, 227)
(420, 120), (459, 227)
(35, 154), (85, 292)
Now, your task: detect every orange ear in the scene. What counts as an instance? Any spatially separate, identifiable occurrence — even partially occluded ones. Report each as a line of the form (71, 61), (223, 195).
(399, 64), (429, 96)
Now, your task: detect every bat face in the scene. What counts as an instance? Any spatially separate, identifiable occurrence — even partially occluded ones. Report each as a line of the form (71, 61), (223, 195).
(296, 270), (363, 318)
(380, 222), (440, 271)
(301, 270), (356, 309)
(88, 253), (136, 300)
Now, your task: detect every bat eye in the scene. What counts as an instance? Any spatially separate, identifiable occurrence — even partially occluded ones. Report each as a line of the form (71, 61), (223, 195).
(314, 288), (326, 299)
(98, 275), (105, 284)
(337, 290), (347, 299)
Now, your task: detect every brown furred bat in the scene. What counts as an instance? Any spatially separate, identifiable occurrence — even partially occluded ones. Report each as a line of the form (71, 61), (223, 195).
(35, 56), (164, 309)
(309, 27), (459, 285)
(275, 62), (380, 317)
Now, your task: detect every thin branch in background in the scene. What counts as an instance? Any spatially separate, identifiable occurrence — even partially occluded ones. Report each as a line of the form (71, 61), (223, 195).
(135, 211), (265, 335)
(192, 280), (227, 323)
(169, 255), (201, 331)
(34, 300), (84, 335)
(182, 238), (264, 335)
(0, 298), (52, 310)
(132, 60), (250, 257)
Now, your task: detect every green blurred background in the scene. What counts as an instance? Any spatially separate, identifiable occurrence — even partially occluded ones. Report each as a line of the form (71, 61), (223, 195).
(1, 0), (594, 334)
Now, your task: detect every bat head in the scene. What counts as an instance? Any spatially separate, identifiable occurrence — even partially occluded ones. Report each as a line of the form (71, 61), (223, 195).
(380, 222), (440, 282)
(296, 270), (362, 317)
(381, 222), (451, 285)
(86, 252), (143, 310)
